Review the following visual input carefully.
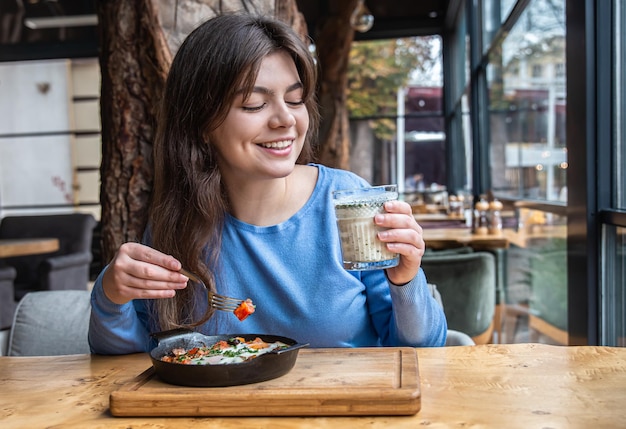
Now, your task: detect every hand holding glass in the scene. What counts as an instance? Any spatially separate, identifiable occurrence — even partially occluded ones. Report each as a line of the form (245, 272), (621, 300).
(332, 185), (400, 271)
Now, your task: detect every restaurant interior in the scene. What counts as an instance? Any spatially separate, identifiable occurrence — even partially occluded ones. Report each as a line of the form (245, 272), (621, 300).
(0, 0), (626, 346)
(0, 0), (625, 426)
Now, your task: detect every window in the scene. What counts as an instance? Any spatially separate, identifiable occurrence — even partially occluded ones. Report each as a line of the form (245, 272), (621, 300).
(347, 36), (444, 193)
(616, 1), (625, 209)
(602, 225), (626, 346)
(0, 0), (98, 62)
(555, 63), (565, 78)
(600, 0), (626, 346)
(486, 0), (566, 201)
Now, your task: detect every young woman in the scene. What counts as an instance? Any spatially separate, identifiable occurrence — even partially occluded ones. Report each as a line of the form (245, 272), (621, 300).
(88, 13), (447, 354)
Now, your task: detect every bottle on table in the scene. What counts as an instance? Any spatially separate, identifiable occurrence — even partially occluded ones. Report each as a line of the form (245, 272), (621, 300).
(489, 198), (503, 235)
(473, 196), (490, 235)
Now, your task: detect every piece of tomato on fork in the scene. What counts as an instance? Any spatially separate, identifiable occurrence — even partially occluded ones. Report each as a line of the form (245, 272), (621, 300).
(233, 298), (256, 321)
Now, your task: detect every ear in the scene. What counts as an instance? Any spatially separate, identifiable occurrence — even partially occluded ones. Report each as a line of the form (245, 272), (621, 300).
(202, 131), (211, 145)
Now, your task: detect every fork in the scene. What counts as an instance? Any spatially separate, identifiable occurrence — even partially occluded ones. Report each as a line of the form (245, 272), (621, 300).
(180, 268), (245, 312)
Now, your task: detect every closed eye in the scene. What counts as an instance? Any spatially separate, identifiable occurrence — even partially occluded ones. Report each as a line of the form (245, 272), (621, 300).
(242, 103), (266, 112)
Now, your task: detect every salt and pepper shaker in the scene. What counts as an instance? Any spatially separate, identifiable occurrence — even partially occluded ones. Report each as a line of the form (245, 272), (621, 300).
(448, 195), (463, 217)
(473, 196), (490, 235)
(461, 194), (473, 227)
(489, 198), (503, 235)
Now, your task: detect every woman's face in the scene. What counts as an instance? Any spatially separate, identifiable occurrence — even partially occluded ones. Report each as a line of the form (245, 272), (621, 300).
(210, 50), (310, 185)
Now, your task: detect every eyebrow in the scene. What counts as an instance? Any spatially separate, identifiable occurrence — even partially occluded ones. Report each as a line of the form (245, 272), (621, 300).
(238, 82), (303, 96)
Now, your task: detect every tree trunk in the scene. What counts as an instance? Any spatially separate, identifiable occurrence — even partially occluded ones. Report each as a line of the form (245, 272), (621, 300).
(314, 0), (358, 170)
(274, 0), (308, 41)
(97, 0), (171, 262)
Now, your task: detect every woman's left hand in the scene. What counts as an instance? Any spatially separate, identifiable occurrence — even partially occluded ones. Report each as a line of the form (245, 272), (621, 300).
(374, 200), (425, 285)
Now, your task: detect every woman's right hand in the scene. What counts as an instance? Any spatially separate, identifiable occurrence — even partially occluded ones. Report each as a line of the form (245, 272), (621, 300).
(101, 242), (189, 305)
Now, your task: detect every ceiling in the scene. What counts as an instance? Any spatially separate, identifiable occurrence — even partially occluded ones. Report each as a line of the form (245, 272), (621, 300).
(0, 0), (454, 62)
(295, 0), (454, 41)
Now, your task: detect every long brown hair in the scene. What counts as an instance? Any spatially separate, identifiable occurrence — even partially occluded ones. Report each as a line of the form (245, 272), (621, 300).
(149, 13), (320, 331)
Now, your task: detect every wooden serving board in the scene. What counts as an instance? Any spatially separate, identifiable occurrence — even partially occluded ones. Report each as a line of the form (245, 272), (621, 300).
(110, 347), (420, 417)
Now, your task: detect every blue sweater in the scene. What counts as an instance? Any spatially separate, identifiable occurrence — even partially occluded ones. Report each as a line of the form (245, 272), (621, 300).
(88, 164), (447, 354)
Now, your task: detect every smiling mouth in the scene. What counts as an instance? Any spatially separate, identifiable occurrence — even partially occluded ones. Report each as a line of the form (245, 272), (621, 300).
(258, 140), (293, 149)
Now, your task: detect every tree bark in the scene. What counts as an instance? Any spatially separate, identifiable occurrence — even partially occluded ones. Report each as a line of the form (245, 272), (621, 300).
(97, 0), (171, 262)
(314, 0), (358, 170)
(274, 0), (308, 41)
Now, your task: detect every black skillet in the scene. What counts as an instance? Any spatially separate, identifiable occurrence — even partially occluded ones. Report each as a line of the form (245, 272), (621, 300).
(149, 329), (309, 387)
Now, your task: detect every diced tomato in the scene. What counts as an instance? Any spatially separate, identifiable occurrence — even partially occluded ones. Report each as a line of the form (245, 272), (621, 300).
(233, 298), (256, 321)
(212, 340), (230, 350)
(247, 337), (269, 350)
(171, 348), (186, 356)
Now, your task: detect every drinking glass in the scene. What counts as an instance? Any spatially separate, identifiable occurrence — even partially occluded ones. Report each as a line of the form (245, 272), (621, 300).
(332, 185), (400, 270)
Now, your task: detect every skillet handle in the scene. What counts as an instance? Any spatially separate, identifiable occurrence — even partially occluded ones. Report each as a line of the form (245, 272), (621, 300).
(273, 342), (310, 355)
(150, 328), (194, 344)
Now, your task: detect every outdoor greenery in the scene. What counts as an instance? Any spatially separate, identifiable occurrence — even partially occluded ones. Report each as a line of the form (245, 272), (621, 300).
(347, 36), (439, 141)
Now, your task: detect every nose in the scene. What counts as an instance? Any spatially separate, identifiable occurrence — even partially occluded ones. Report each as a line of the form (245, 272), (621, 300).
(269, 103), (296, 128)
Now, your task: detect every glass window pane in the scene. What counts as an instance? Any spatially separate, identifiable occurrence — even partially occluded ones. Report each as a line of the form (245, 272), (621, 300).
(616, 0), (625, 209)
(602, 225), (626, 346)
(500, 0), (517, 22)
(486, 0), (567, 201)
(347, 36), (444, 193)
(462, 88), (473, 192)
(483, 0), (519, 51)
(506, 208), (568, 344)
(482, 0), (499, 52)
(349, 117), (395, 186)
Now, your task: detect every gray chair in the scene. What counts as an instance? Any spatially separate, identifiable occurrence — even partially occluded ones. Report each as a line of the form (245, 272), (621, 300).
(0, 266), (17, 330)
(0, 213), (97, 301)
(445, 329), (475, 346)
(422, 250), (496, 344)
(7, 290), (91, 356)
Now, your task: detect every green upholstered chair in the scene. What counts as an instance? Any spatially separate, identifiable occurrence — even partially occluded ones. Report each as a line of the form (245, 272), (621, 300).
(427, 283), (475, 346)
(528, 244), (568, 344)
(421, 249), (496, 344)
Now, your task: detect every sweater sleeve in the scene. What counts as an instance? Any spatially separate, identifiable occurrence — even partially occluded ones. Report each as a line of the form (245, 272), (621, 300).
(387, 269), (448, 347)
(88, 267), (152, 354)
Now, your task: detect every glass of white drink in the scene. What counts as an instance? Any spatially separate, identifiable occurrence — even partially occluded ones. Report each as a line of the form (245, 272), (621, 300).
(332, 185), (400, 270)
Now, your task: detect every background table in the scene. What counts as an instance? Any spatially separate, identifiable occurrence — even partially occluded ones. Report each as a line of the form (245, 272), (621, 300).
(422, 228), (509, 251)
(1, 344), (625, 428)
(0, 238), (59, 258)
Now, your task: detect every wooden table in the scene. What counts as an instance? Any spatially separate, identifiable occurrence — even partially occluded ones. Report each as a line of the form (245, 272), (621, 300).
(1, 344), (625, 428)
(502, 225), (567, 248)
(0, 238), (59, 258)
(415, 213), (467, 225)
(422, 227), (509, 251)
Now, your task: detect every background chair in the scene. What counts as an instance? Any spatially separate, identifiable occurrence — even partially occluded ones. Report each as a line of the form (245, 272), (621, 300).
(528, 244), (568, 344)
(0, 266), (17, 330)
(0, 213), (97, 302)
(6, 290), (91, 356)
(421, 249), (496, 344)
(503, 237), (568, 345)
(428, 283), (476, 346)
